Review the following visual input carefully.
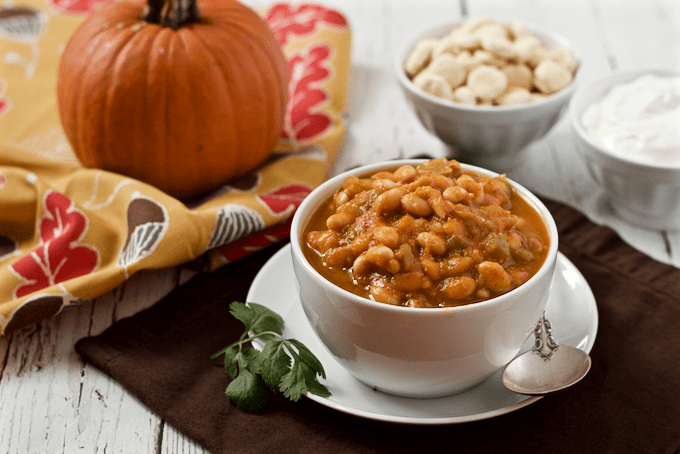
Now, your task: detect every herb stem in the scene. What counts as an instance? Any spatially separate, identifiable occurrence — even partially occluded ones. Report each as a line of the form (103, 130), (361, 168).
(210, 331), (285, 360)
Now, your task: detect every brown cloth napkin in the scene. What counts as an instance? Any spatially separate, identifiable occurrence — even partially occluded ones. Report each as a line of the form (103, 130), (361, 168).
(75, 199), (680, 454)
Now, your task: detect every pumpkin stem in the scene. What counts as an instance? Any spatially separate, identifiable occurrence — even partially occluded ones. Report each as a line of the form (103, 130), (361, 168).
(143, 0), (201, 29)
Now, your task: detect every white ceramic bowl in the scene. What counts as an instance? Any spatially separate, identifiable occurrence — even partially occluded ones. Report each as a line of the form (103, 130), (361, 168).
(569, 68), (680, 230)
(290, 159), (559, 398)
(396, 23), (581, 173)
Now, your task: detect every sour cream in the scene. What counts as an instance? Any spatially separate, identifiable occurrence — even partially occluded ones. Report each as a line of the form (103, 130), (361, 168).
(581, 74), (680, 166)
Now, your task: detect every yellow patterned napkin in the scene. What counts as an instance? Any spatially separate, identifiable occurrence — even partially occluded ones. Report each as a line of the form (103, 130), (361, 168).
(0, 0), (350, 335)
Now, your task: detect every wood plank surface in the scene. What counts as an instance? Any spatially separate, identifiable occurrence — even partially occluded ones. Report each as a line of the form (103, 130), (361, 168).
(1, 1), (679, 452)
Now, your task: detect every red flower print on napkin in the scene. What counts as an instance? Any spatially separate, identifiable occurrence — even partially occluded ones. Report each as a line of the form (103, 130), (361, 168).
(0, 80), (11, 118)
(49, 0), (112, 14)
(11, 191), (98, 298)
(265, 3), (348, 47)
(257, 183), (312, 217)
(284, 45), (333, 143)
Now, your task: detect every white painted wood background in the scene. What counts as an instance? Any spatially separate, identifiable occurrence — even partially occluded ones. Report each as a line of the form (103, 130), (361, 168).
(1, 0), (679, 452)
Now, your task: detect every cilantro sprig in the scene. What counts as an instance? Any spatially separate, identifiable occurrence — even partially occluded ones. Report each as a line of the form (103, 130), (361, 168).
(211, 301), (331, 412)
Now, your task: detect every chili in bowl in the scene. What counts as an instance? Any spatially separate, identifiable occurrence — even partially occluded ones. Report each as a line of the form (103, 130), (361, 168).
(290, 158), (559, 398)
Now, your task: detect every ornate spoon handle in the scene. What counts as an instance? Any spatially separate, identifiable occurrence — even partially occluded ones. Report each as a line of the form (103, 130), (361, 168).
(532, 312), (559, 360)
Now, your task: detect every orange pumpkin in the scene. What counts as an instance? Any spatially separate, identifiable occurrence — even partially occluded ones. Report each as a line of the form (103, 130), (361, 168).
(57, 0), (289, 199)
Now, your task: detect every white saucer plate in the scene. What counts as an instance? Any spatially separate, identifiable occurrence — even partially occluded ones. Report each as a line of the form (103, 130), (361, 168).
(247, 244), (598, 425)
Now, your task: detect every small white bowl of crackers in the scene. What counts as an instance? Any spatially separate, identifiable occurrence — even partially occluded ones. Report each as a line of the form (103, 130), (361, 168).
(396, 16), (580, 172)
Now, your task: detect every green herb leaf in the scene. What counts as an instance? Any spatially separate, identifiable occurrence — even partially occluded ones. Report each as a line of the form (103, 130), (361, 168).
(230, 301), (284, 340)
(241, 346), (263, 375)
(220, 344), (241, 379)
(225, 366), (269, 413)
(257, 339), (292, 390)
(280, 339), (332, 401)
(288, 338), (328, 380)
(213, 301), (331, 412)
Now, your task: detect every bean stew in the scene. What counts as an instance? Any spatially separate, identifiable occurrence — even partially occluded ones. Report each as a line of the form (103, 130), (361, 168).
(303, 159), (550, 308)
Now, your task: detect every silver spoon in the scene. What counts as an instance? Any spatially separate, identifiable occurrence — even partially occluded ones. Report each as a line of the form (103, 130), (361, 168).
(502, 312), (592, 395)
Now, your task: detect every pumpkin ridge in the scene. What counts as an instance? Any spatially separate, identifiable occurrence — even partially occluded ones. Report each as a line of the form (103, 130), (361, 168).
(212, 7), (290, 153)
(186, 4), (285, 181)
(76, 25), (138, 170)
(173, 29), (205, 191)
(187, 27), (244, 178)
(215, 15), (290, 151)
(101, 25), (148, 176)
(176, 28), (231, 189)
(194, 26), (258, 173)
(153, 28), (172, 193)
(120, 25), (165, 185)
(60, 17), (123, 162)
(229, 28), (272, 172)
(194, 24), (278, 170)
(247, 37), (285, 163)
(159, 30), (195, 193)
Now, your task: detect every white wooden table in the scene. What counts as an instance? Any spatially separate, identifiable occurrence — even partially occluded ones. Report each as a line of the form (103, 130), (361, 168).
(2, 0), (679, 452)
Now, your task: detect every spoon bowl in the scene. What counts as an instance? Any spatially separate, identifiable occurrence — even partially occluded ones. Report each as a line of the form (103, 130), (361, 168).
(502, 313), (592, 395)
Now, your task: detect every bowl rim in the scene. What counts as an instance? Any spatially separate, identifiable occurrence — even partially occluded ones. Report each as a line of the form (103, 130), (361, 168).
(568, 67), (680, 172)
(394, 20), (582, 114)
(290, 159), (559, 316)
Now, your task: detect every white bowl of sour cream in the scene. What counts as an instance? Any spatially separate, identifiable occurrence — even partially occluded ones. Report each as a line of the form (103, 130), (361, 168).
(569, 68), (680, 230)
